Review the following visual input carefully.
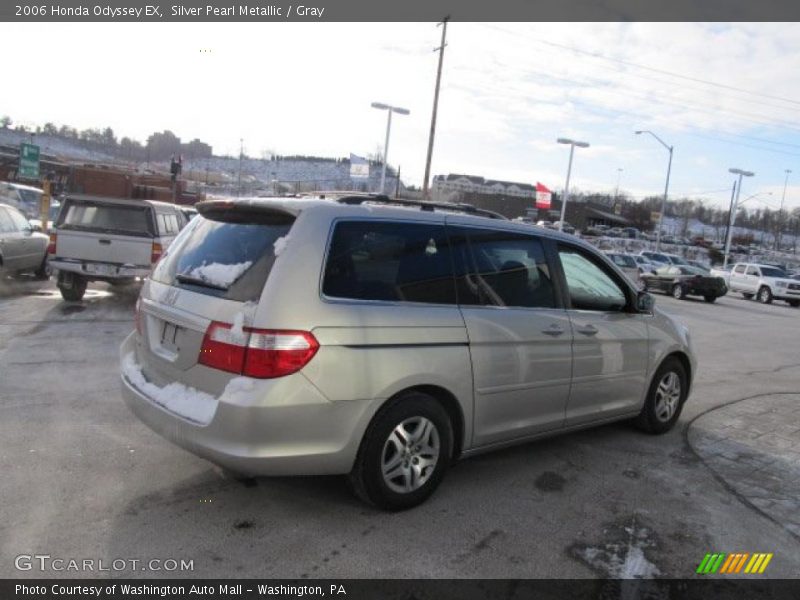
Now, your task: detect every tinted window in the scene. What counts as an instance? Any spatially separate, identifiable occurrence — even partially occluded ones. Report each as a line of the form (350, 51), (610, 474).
(152, 211), (293, 302)
(559, 246), (627, 312)
(322, 221), (456, 305)
(60, 199), (154, 237)
(450, 227), (555, 309)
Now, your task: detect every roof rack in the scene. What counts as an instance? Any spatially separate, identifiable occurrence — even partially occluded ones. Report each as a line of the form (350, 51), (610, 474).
(327, 193), (507, 220)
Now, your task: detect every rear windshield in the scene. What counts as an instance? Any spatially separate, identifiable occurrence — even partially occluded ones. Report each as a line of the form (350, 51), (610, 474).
(59, 199), (154, 237)
(151, 211), (293, 302)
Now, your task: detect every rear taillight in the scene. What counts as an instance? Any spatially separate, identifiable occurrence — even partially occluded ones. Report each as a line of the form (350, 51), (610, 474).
(151, 242), (163, 264)
(47, 233), (57, 254)
(199, 322), (319, 379)
(134, 298), (143, 335)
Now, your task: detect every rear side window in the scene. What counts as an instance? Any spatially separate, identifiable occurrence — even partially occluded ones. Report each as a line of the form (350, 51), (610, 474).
(450, 227), (556, 309)
(734, 265), (746, 274)
(156, 213), (180, 235)
(59, 199), (154, 237)
(152, 211), (293, 302)
(322, 221), (456, 305)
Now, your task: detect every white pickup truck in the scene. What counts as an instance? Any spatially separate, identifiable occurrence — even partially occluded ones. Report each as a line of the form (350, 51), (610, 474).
(48, 195), (186, 301)
(727, 262), (800, 307)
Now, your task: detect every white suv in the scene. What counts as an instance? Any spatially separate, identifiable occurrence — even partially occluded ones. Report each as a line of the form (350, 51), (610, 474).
(728, 262), (800, 306)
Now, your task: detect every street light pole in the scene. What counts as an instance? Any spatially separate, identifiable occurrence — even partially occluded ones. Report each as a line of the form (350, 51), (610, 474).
(776, 169), (791, 251)
(635, 130), (673, 252)
(614, 167), (623, 201)
(556, 137), (590, 231)
(724, 168), (755, 269)
(371, 102), (410, 195)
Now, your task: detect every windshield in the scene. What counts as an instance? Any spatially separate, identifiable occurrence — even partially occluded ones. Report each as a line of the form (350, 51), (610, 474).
(608, 254), (637, 268)
(761, 266), (787, 278)
(17, 188), (42, 204)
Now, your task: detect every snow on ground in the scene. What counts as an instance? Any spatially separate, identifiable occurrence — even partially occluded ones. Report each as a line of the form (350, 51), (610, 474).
(122, 353), (217, 425)
(188, 261), (252, 288)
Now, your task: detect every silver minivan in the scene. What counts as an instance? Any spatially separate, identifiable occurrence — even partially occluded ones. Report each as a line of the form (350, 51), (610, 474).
(120, 195), (696, 509)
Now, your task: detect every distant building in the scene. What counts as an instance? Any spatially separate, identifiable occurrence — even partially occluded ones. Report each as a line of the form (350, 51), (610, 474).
(432, 173), (536, 200)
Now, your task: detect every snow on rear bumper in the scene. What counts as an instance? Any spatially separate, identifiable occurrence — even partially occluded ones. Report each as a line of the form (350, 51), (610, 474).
(118, 332), (375, 476)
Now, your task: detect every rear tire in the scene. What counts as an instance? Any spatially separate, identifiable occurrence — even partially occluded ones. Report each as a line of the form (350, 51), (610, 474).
(757, 286), (773, 304)
(788, 300), (800, 308)
(634, 357), (688, 434)
(34, 256), (50, 280)
(703, 294), (716, 303)
(59, 276), (87, 302)
(348, 392), (453, 511)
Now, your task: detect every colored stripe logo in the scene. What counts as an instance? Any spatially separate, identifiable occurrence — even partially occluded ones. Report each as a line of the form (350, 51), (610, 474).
(696, 552), (773, 574)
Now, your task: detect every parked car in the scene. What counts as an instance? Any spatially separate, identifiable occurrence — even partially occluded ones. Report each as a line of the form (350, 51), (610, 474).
(686, 259), (710, 273)
(583, 224), (610, 237)
(48, 195), (185, 301)
(641, 265), (728, 302)
(632, 255), (658, 274)
(0, 202), (50, 279)
(551, 220), (576, 234)
(622, 227), (640, 239)
(605, 252), (641, 283)
(120, 195), (696, 510)
(0, 181), (43, 217)
(640, 251), (671, 266)
(177, 205), (198, 225)
(727, 263), (800, 306)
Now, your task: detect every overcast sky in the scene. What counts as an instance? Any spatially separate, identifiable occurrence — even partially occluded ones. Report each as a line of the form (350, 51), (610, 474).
(3, 22), (800, 210)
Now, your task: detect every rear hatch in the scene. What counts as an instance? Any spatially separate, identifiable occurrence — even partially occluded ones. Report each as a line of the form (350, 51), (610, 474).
(55, 197), (154, 267)
(135, 202), (297, 396)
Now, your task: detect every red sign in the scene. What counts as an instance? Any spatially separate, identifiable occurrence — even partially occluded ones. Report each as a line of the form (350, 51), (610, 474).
(535, 182), (552, 209)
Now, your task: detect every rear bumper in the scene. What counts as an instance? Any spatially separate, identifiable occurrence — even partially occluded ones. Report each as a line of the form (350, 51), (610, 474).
(118, 333), (376, 476)
(51, 259), (150, 280)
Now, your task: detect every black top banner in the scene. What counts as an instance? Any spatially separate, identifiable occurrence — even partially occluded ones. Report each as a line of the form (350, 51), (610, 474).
(3, 0), (800, 22)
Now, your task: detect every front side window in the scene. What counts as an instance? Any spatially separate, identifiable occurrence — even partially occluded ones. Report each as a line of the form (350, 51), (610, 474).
(734, 265), (746, 274)
(0, 208), (15, 233)
(322, 221), (456, 305)
(450, 227), (556, 309)
(746, 266), (759, 276)
(559, 246), (627, 312)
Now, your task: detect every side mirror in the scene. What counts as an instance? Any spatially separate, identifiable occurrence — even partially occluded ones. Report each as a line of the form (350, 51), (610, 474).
(636, 290), (655, 313)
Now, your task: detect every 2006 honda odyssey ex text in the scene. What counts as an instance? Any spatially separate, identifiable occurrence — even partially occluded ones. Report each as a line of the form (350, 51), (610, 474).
(120, 195), (696, 509)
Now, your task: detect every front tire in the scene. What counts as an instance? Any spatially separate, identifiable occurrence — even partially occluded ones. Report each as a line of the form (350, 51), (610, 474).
(704, 294), (716, 303)
(634, 358), (688, 434)
(789, 300), (800, 308)
(348, 392), (453, 510)
(671, 283), (686, 300)
(757, 286), (773, 304)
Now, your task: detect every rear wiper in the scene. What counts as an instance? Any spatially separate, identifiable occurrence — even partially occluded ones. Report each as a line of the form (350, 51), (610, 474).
(175, 273), (229, 291)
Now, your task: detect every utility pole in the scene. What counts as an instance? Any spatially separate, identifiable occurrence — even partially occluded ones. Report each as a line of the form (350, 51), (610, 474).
(422, 16), (449, 200)
(237, 138), (243, 197)
(395, 165), (401, 198)
(776, 169), (791, 251)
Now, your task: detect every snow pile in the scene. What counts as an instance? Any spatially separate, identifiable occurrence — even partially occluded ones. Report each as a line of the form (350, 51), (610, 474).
(188, 261), (252, 288)
(273, 235), (290, 256)
(122, 353), (217, 425)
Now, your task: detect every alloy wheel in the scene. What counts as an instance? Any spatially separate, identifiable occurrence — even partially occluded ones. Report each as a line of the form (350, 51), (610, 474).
(381, 416), (440, 494)
(654, 371), (681, 422)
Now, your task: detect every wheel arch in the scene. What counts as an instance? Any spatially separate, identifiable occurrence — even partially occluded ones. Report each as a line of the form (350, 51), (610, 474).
(663, 350), (692, 389)
(366, 384), (466, 461)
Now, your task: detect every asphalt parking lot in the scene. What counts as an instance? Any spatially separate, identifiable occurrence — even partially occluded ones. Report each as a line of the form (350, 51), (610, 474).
(1, 277), (799, 579)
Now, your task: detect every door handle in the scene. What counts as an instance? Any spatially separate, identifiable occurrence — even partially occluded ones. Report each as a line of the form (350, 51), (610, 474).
(542, 324), (565, 337)
(576, 324), (599, 336)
